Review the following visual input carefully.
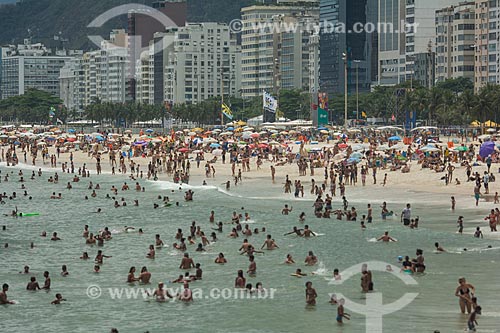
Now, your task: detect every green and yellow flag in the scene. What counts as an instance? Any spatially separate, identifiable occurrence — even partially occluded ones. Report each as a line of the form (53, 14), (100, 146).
(222, 103), (233, 120)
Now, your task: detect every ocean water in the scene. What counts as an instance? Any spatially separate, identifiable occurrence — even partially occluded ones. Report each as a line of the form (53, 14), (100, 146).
(1, 164), (500, 333)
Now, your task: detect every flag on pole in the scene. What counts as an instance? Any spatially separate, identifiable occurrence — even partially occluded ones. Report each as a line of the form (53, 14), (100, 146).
(362, 111), (367, 118)
(222, 103), (233, 120)
(263, 91), (278, 113)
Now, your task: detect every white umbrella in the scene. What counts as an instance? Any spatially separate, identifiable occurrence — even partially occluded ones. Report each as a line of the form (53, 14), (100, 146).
(121, 145), (131, 152)
(204, 138), (217, 143)
(220, 132), (233, 136)
(242, 132), (252, 139)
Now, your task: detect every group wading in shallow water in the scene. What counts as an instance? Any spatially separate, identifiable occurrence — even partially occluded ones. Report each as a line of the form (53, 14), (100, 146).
(0, 126), (499, 332)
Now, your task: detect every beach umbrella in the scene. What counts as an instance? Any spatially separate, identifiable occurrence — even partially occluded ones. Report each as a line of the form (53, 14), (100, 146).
(478, 134), (491, 141)
(454, 146), (468, 152)
(486, 128), (496, 133)
(210, 143), (221, 148)
(204, 138), (217, 143)
(68, 129), (76, 133)
(338, 133), (348, 139)
(332, 153), (346, 162)
(0, 134), (8, 138)
(212, 129), (222, 133)
(241, 132), (252, 139)
(347, 157), (361, 164)
(320, 130), (329, 134)
(178, 148), (189, 153)
(124, 130), (133, 134)
(420, 145), (439, 152)
(13, 141), (21, 145)
(192, 128), (204, 132)
(192, 150), (202, 154)
(280, 131), (289, 135)
(95, 135), (104, 141)
(188, 132), (196, 136)
(338, 143), (348, 149)
(220, 132), (233, 136)
(317, 126), (328, 131)
(226, 127), (234, 131)
(250, 133), (260, 138)
(479, 141), (495, 158)
(388, 136), (402, 141)
(193, 138), (203, 145)
(351, 144), (364, 151)
(350, 152), (363, 159)
(269, 141), (280, 146)
(145, 129), (154, 133)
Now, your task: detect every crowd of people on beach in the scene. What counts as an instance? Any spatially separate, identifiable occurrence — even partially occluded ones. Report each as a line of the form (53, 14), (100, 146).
(0, 126), (498, 332)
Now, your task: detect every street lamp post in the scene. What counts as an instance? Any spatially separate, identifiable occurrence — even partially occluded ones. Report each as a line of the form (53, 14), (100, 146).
(353, 60), (361, 121)
(342, 52), (348, 128)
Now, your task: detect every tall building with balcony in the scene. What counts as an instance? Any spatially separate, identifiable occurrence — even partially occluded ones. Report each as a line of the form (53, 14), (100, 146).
(378, 0), (461, 87)
(473, 0), (500, 91)
(0, 40), (72, 99)
(60, 30), (131, 109)
(240, 4), (319, 98)
(164, 23), (241, 104)
(320, 0), (378, 95)
(435, 2), (475, 83)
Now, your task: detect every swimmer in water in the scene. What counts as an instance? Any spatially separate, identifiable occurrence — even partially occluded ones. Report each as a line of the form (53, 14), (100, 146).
(435, 242), (445, 252)
(377, 231), (397, 242)
(305, 281), (317, 305)
(51, 293), (66, 304)
(148, 282), (174, 302)
(285, 254), (295, 264)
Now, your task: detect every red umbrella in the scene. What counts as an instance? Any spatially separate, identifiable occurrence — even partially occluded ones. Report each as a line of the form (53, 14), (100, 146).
(338, 143), (348, 149)
(258, 143), (268, 149)
(178, 148), (189, 153)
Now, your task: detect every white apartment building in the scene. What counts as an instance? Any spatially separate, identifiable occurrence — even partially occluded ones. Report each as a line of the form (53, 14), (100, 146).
(240, 5), (319, 98)
(164, 23), (241, 104)
(378, 0), (460, 86)
(435, 2), (475, 83)
(0, 40), (72, 99)
(135, 47), (155, 105)
(60, 30), (131, 109)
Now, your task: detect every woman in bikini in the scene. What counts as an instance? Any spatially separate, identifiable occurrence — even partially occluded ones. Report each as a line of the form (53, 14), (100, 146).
(455, 277), (475, 314)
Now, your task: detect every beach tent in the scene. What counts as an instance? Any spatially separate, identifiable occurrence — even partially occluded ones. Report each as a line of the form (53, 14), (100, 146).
(484, 120), (497, 127)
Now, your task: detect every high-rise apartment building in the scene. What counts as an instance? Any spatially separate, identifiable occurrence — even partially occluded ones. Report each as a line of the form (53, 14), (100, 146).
(0, 40), (72, 99)
(240, 4), (319, 98)
(59, 30), (131, 109)
(164, 23), (241, 104)
(378, 0), (460, 87)
(320, 0), (378, 95)
(435, 2), (475, 83)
